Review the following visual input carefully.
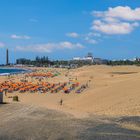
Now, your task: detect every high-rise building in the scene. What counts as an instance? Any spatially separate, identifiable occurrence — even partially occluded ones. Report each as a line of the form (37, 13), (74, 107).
(6, 49), (9, 65)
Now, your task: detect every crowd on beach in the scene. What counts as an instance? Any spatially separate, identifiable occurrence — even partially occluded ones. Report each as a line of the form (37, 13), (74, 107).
(0, 69), (89, 95)
(0, 81), (80, 94)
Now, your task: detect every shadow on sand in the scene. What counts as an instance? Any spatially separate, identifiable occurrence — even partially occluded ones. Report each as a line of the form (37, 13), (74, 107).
(0, 102), (9, 105)
(79, 116), (140, 140)
(0, 103), (139, 140)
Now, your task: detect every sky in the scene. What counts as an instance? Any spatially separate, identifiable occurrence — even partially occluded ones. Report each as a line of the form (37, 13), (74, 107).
(0, 0), (140, 64)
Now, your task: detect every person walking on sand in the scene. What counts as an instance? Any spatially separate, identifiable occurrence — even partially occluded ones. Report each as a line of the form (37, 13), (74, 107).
(60, 99), (63, 105)
(5, 90), (7, 96)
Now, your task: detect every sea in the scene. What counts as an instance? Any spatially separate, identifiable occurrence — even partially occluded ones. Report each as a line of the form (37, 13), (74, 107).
(0, 68), (27, 76)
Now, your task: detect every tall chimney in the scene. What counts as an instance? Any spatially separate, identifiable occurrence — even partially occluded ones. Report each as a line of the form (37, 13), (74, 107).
(6, 49), (9, 65)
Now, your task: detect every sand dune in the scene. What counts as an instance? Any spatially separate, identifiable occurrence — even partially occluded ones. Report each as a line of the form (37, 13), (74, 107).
(65, 66), (140, 116)
(2, 65), (140, 118)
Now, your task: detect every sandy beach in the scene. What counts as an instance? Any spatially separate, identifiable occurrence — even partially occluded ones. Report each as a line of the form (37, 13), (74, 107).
(0, 65), (140, 139)
(2, 65), (140, 117)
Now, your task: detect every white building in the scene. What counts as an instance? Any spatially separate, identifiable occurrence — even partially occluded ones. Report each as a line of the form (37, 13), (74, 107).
(73, 53), (94, 62)
(73, 57), (81, 61)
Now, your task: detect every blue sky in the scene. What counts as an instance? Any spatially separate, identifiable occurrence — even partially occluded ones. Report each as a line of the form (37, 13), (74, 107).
(0, 0), (140, 64)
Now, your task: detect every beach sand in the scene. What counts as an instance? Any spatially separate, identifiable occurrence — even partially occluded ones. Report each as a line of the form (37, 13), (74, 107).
(2, 65), (140, 117)
(0, 65), (140, 139)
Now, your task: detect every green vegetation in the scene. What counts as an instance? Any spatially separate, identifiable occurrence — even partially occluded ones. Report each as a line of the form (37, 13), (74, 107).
(16, 56), (140, 67)
(107, 59), (140, 66)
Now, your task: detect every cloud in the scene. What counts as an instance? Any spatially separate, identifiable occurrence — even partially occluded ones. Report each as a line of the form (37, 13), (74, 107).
(66, 32), (99, 44)
(0, 42), (5, 48)
(11, 34), (31, 40)
(85, 37), (97, 44)
(91, 6), (140, 35)
(92, 6), (140, 21)
(15, 41), (84, 53)
(92, 20), (139, 35)
(87, 32), (101, 37)
(59, 41), (83, 49)
(66, 32), (79, 38)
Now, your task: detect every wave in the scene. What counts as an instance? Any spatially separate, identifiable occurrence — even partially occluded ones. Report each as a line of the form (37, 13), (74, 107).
(0, 68), (31, 76)
(0, 73), (10, 76)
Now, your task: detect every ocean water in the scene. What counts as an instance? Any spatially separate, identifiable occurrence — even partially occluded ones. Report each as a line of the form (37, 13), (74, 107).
(0, 68), (26, 75)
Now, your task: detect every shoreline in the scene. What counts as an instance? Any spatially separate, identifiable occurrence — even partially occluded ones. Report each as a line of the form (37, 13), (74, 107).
(0, 67), (32, 76)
